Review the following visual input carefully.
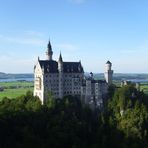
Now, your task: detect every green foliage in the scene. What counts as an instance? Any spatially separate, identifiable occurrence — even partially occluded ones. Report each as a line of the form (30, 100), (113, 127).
(0, 85), (148, 148)
(0, 91), (41, 113)
(44, 91), (55, 109)
(107, 84), (148, 147)
(140, 83), (148, 94)
(108, 84), (116, 98)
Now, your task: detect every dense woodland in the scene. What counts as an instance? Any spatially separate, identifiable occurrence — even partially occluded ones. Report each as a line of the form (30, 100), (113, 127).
(0, 84), (148, 148)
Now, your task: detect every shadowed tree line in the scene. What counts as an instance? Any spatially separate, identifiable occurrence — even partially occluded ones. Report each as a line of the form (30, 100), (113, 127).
(0, 85), (148, 148)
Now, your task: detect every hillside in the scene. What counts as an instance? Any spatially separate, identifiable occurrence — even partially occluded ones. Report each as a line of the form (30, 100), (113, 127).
(0, 72), (148, 82)
(0, 72), (33, 79)
(87, 73), (148, 82)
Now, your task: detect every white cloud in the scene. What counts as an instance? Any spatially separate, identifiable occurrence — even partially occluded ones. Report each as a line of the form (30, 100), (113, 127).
(0, 31), (46, 46)
(0, 56), (34, 73)
(53, 43), (84, 62)
(0, 30), (47, 73)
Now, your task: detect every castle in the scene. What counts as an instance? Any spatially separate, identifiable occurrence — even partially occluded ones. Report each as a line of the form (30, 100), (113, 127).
(34, 41), (113, 108)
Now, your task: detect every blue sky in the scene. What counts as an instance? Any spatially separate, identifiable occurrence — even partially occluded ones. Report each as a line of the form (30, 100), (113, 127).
(0, 0), (148, 73)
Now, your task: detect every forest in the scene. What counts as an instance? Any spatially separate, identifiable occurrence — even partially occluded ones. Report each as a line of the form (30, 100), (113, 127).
(0, 84), (148, 148)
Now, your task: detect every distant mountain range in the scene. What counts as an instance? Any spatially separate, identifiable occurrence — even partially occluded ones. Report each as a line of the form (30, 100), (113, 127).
(85, 72), (148, 81)
(0, 72), (148, 82)
(0, 72), (33, 79)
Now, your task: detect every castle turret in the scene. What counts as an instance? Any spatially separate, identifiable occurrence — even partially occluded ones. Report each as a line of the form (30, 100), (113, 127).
(58, 52), (63, 72)
(58, 53), (63, 98)
(46, 40), (53, 60)
(104, 61), (113, 85)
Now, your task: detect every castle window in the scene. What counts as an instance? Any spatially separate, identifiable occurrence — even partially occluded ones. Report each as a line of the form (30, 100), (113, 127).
(35, 77), (41, 90)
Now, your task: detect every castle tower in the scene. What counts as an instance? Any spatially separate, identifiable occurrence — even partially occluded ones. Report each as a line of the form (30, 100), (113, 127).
(58, 53), (63, 72)
(104, 61), (113, 85)
(46, 40), (53, 60)
(58, 53), (63, 98)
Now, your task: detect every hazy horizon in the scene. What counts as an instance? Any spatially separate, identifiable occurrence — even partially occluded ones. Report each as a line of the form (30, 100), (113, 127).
(1, 72), (148, 75)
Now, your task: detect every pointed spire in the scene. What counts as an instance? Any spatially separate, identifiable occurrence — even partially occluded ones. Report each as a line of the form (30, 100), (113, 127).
(58, 52), (63, 62)
(79, 60), (81, 66)
(38, 56), (40, 61)
(47, 40), (52, 51)
(58, 52), (63, 72)
(46, 39), (53, 60)
(106, 60), (112, 65)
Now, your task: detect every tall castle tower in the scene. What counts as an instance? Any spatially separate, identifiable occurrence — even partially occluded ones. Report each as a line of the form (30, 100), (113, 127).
(46, 40), (53, 60)
(58, 53), (63, 99)
(104, 61), (113, 85)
